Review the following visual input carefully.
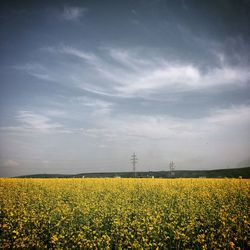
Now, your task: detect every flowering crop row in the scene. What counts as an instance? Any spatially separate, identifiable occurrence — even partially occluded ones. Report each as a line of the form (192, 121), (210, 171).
(0, 178), (249, 249)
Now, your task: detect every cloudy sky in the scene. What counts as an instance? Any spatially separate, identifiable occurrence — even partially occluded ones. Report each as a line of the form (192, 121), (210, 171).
(1, 0), (250, 177)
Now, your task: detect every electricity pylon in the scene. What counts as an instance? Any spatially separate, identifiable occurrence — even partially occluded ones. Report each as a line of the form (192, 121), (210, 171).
(169, 161), (175, 177)
(131, 153), (138, 178)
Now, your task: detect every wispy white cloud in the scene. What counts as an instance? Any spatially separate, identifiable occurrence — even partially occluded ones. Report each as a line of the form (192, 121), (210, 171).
(3, 159), (19, 167)
(17, 111), (64, 133)
(207, 105), (250, 127)
(42, 45), (250, 99)
(108, 48), (152, 70)
(57, 46), (98, 63)
(61, 6), (87, 21)
(15, 50), (250, 97)
(81, 104), (250, 142)
(14, 63), (56, 82)
(72, 96), (114, 117)
(101, 48), (250, 95)
(45, 110), (67, 117)
(0, 111), (72, 134)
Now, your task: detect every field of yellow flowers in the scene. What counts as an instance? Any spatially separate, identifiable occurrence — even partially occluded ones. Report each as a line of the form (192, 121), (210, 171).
(0, 178), (249, 249)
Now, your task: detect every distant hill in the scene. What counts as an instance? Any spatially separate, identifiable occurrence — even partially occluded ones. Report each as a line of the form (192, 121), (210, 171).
(16, 166), (250, 178)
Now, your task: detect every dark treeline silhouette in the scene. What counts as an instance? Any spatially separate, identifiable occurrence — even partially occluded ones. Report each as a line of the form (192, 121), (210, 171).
(15, 166), (250, 179)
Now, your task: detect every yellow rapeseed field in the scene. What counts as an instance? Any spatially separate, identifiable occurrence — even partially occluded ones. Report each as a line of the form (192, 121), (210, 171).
(0, 178), (249, 249)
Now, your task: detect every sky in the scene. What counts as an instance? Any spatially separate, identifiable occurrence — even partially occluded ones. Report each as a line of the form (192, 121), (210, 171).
(0, 0), (250, 177)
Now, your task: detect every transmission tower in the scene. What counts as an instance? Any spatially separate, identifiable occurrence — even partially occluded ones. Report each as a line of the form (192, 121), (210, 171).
(169, 161), (175, 177)
(131, 153), (138, 178)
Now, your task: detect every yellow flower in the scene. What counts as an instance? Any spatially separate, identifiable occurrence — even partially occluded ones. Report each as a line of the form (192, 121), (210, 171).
(229, 241), (235, 248)
(51, 235), (58, 243)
